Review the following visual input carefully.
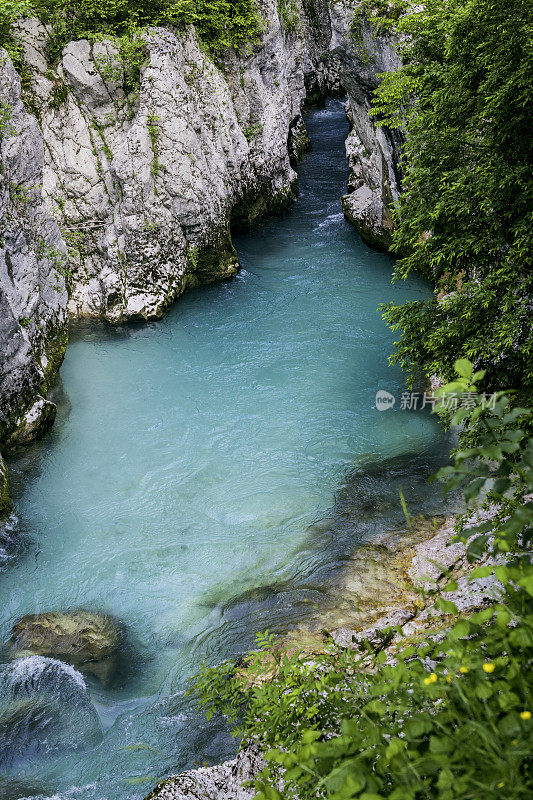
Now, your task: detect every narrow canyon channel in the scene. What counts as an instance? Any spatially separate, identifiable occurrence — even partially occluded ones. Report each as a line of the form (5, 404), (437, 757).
(1, 100), (455, 799)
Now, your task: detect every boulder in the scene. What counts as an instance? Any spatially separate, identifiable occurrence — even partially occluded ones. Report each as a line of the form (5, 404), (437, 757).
(6, 396), (57, 446)
(10, 609), (124, 687)
(144, 744), (264, 800)
(0, 656), (102, 766)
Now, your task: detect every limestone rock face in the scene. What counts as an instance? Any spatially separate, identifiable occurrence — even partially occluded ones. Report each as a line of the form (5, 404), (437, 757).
(0, 655), (102, 765)
(10, 609), (124, 687)
(19, 6), (311, 323)
(0, 49), (68, 444)
(328, 4), (403, 250)
(13, 1), (402, 328)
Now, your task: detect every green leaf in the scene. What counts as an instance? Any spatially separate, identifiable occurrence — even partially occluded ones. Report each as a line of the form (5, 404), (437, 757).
(435, 598), (458, 614)
(430, 735), (453, 754)
(454, 359), (474, 380)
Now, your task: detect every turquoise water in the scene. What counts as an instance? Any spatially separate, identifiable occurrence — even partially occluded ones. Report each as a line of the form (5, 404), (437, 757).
(1, 100), (453, 799)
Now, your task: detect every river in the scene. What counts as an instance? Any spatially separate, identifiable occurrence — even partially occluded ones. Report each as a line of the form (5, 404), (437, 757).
(1, 99), (453, 800)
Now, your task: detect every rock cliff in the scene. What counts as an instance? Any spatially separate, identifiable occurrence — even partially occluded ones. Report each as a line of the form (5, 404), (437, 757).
(328, 4), (403, 251)
(16, 7), (313, 324)
(0, 0), (401, 454)
(0, 49), (68, 447)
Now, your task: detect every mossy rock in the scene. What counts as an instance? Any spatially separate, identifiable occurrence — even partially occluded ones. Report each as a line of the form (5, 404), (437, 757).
(231, 177), (298, 233)
(9, 610), (124, 687)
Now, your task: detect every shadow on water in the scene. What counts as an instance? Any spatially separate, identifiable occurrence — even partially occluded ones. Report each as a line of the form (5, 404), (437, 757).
(0, 777), (49, 800)
(189, 437), (461, 661)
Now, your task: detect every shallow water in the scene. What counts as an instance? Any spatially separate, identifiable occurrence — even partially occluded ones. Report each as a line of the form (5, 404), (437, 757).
(2, 100), (454, 798)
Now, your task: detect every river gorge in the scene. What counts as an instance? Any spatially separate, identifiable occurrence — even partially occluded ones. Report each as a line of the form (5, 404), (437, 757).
(0, 100), (456, 799)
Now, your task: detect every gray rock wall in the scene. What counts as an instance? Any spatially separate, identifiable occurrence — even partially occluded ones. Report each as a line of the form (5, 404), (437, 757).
(0, 0), (403, 448)
(18, 6), (313, 323)
(0, 49), (68, 448)
(13, 0), (401, 325)
(328, 3), (403, 251)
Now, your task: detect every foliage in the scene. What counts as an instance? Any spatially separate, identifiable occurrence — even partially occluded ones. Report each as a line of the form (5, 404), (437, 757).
(12, 0), (262, 59)
(243, 121), (264, 141)
(369, 0), (533, 402)
(35, 235), (72, 290)
(353, 0), (405, 35)
(347, 14), (371, 65)
(0, 0), (34, 89)
(0, 0), (261, 103)
(191, 360), (533, 800)
(0, 99), (17, 140)
(277, 0), (300, 34)
(48, 75), (68, 108)
(147, 112), (163, 176)
(0, 0), (33, 50)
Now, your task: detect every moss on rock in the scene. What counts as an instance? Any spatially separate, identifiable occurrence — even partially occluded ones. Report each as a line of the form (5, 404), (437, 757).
(42, 326), (69, 394)
(9, 609), (125, 687)
(230, 177), (299, 233)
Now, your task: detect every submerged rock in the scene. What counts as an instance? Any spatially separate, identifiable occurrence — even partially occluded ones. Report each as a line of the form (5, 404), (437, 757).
(0, 777), (48, 800)
(0, 655), (102, 766)
(9, 609), (124, 687)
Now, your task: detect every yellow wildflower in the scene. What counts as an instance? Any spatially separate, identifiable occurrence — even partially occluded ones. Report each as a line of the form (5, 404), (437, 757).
(460, 666), (469, 674)
(483, 663), (495, 673)
(424, 677), (432, 685)
(446, 674), (452, 683)
(520, 711), (531, 720)
(430, 673), (438, 683)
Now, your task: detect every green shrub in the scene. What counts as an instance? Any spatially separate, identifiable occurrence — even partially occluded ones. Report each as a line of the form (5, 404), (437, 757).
(369, 0), (533, 404)
(277, 0), (300, 34)
(0, 0), (33, 50)
(32, 0), (261, 57)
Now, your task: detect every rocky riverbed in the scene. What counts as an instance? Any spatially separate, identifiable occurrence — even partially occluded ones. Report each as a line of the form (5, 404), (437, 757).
(144, 508), (504, 800)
